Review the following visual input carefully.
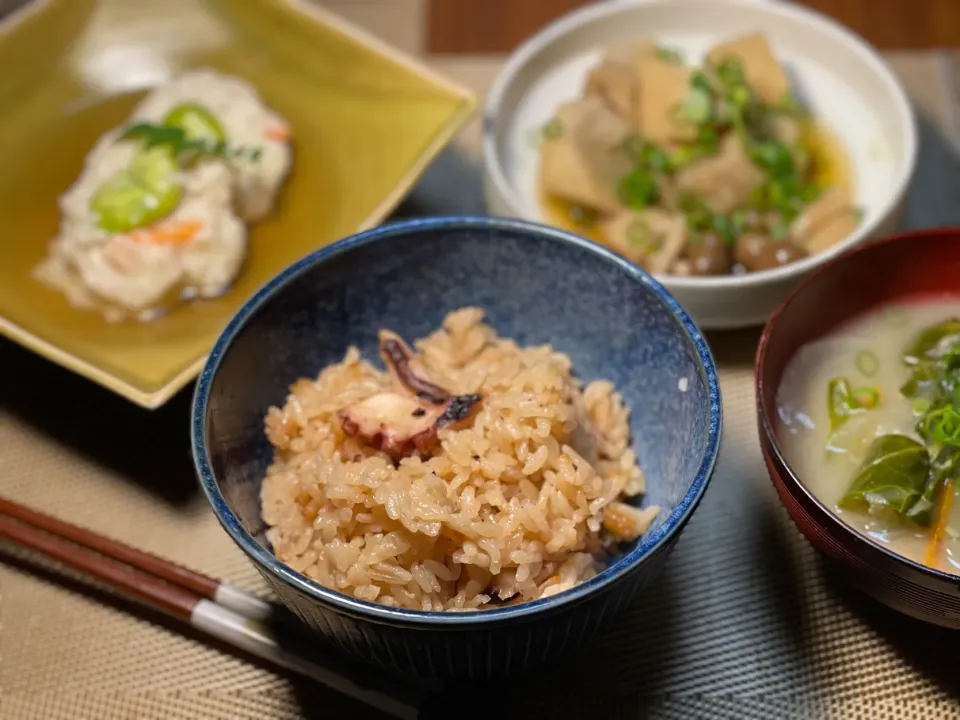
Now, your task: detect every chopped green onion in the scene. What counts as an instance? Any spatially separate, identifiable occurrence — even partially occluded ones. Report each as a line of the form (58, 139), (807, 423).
(711, 214), (735, 244)
(696, 126), (719, 152)
(855, 349), (880, 377)
(678, 192), (713, 232)
(644, 144), (671, 173)
(921, 405), (960, 444)
(656, 46), (683, 64)
(542, 118), (564, 140)
(777, 94), (808, 118)
(730, 86), (751, 108)
(769, 218), (790, 241)
(800, 182), (821, 203)
(715, 58), (746, 86)
(913, 397), (932, 415)
(690, 70), (713, 95)
(749, 141), (795, 177)
(617, 168), (658, 209)
(731, 209), (751, 235)
(670, 146), (700, 169)
(682, 87), (712, 124)
(851, 386), (880, 409)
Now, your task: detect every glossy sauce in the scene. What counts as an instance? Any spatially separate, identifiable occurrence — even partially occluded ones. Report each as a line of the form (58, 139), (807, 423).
(539, 123), (853, 248)
(777, 299), (960, 574)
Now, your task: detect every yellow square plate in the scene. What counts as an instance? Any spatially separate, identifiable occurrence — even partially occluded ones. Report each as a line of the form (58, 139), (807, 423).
(0, 0), (474, 408)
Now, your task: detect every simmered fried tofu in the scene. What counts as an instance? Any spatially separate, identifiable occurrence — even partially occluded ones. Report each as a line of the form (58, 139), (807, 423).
(635, 57), (698, 144)
(604, 39), (658, 67)
(706, 33), (790, 106)
(539, 97), (632, 213)
(805, 210), (858, 254)
(675, 133), (765, 213)
(600, 208), (686, 272)
(790, 185), (851, 239)
(791, 185), (856, 252)
(585, 62), (638, 125)
(585, 40), (658, 126)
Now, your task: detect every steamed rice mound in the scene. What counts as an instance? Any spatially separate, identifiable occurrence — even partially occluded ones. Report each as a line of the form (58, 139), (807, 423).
(261, 308), (658, 611)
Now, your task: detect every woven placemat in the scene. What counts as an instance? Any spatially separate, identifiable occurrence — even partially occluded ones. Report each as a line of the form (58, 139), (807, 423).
(4, 331), (960, 720)
(4, 2), (960, 714)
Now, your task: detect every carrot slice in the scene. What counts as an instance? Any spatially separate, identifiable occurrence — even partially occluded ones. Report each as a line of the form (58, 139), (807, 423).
(925, 479), (955, 570)
(132, 220), (203, 246)
(266, 123), (291, 142)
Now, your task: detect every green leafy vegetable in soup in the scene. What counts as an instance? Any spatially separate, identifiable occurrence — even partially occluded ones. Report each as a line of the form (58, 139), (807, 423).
(827, 377), (879, 431)
(840, 435), (930, 516)
(778, 306), (960, 574)
(907, 445), (960, 526)
(838, 318), (960, 532)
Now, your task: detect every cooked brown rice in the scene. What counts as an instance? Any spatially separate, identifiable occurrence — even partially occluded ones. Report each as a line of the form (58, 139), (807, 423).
(261, 308), (658, 611)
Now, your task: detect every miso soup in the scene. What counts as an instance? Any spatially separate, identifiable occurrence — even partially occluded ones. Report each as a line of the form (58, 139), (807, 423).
(777, 298), (960, 574)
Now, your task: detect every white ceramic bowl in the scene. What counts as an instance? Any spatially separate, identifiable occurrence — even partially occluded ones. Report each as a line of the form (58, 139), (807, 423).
(482, 0), (917, 329)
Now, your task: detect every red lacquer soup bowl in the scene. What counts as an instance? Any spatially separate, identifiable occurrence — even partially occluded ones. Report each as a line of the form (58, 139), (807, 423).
(756, 228), (960, 628)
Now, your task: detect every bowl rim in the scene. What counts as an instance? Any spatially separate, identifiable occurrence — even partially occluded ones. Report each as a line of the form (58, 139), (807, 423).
(755, 226), (960, 585)
(481, 0), (918, 292)
(191, 215), (723, 626)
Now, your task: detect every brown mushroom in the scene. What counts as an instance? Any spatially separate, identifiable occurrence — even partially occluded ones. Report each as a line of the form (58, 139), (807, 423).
(733, 233), (770, 270)
(339, 330), (482, 460)
(735, 233), (807, 271)
(750, 240), (807, 270)
(687, 232), (733, 276)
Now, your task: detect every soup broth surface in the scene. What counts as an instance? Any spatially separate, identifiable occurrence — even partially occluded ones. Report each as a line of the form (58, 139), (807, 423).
(777, 297), (960, 574)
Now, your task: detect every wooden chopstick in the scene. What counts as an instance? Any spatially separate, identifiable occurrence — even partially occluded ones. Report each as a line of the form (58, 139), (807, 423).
(0, 513), (201, 619)
(0, 497), (272, 620)
(0, 498), (423, 720)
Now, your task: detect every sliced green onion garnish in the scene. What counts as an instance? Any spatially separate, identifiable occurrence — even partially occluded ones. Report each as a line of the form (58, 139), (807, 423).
(715, 58), (745, 85)
(851, 386), (880, 409)
(617, 167), (658, 209)
(769, 218), (790, 241)
(924, 406), (960, 443)
(670, 146), (699, 169)
(855, 350), (880, 377)
(542, 118), (564, 140)
(730, 86), (751, 108)
(711, 213), (734, 244)
(749, 141), (795, 177)
(643, 144), (671, 173)
(682, 87), (712, 124)
(655, 46), (683, 64)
